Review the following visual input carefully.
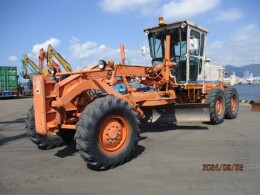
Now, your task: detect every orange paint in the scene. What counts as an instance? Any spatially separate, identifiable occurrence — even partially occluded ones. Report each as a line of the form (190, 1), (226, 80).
(98, 115), (130, 154)
(32, 38), (228, 135)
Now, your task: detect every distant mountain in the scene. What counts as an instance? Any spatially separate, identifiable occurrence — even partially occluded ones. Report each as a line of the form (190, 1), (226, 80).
(224, 64), (260, 77)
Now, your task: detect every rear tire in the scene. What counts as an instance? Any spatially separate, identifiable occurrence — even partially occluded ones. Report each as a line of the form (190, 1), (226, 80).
(206, 88), (226, 125)
(75, 95), (140, 170)
(224, 88), (239, 119)
(25, 106), (73, 149)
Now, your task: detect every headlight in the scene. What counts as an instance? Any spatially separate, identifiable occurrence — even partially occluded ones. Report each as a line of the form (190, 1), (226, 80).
(99, 60), (106, 69)
(181, 22), (186, 29)
(144, 30), (149, 36)
(50, 67), (57, 75)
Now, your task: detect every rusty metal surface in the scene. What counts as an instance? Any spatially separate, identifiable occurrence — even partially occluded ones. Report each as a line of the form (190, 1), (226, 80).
(252, 98), (260, 112)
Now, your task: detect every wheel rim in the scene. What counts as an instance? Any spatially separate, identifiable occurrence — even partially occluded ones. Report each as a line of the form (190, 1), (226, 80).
(98, 115), (129, 154)
(216, 96), (223, 116)
(231, 94), (237, 112)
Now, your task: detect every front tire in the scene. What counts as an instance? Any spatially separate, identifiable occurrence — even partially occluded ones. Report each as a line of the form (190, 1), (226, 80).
(224, 88), (239, 119)
(75, 95), (140, 170)
(206, 88), (226, 125)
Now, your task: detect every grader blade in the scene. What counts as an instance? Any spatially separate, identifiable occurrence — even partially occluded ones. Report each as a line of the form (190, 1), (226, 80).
(141, 104), (210, 124)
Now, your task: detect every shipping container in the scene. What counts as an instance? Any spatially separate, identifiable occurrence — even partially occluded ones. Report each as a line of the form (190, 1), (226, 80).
(0, 66), (18, 97)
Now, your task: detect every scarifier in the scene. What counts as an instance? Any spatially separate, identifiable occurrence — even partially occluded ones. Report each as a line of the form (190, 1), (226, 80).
(25, 18), (239, 169)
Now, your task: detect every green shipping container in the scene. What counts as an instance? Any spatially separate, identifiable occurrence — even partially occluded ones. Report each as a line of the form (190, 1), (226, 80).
(0, 66), (18, 97)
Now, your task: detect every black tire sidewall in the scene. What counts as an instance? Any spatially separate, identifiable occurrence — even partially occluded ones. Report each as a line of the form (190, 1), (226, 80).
(224, 88), (239, 119)
(26, 106), (65, 149)
(76, 96), (139, 169)
(206, 88), (226, 124)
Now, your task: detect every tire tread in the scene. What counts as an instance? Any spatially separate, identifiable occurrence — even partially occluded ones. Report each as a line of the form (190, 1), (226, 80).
(75, 95), (140, 170)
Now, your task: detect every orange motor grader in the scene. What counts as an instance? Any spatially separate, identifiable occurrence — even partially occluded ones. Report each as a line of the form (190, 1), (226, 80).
(25, 18), (239, 169)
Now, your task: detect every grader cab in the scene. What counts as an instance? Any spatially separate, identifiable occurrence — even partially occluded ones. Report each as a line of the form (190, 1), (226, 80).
(146, 18), (207, 83)
(25, 18), (239, 169)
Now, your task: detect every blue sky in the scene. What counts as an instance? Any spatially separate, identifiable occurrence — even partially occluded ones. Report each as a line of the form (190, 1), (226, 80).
(1, 0), (260, 75)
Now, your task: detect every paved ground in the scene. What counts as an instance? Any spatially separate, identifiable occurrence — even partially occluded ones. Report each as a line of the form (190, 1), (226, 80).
(0, 97), (260, 195)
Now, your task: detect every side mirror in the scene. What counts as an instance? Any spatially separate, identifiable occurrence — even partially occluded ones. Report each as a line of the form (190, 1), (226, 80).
(140, 44), (146, 56)
(189, 36), (199, 51)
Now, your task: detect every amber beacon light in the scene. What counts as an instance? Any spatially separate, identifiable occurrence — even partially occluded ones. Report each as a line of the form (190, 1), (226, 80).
(158, 17), (165, 25)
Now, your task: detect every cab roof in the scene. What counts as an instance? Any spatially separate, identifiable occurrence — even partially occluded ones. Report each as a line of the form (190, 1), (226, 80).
(144, 20), (208, 33)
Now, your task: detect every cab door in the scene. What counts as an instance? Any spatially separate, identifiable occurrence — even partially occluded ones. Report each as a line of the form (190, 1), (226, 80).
(187, 27), (206, 82)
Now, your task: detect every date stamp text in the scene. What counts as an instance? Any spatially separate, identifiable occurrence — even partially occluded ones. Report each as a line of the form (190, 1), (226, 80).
(202, 164), (243, 171)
